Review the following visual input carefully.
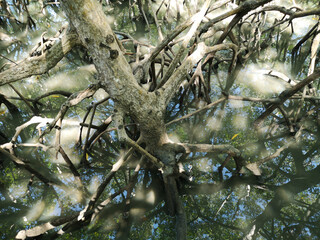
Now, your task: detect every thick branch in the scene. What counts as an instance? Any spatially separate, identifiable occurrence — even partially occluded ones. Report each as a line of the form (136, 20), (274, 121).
(61, 0), (143, 104)
(61, 0), (168, 145)
(0, 27), (80, 85)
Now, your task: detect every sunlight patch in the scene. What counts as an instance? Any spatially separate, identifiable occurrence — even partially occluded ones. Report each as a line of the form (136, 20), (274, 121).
(39, 203), (59, 221)
(106, 15), (115, 26)
(26, 200), (45, 221)
(0, 85), (18, 98)
(9, 183), (28, 199)
(232, 115), (247, 130)
(229, 99), (243, 108)
(88, 176), (101, 194)
(60, 127), (82, 145)
(198, 158), (210, 172)
(246, 143), (261, 156)
(292, 16), (317, 37)
(168, 133), (181, 143)
(63, 187), (83, 204)
(207, 116), (222, 131)
(146, 190), (156, 205)
(237, 64), (290, 95)
(262, 47), (277, 61)
(130, 208), (145, 218)
(44, 66), (93, 91)
(94, 88), (109, 101)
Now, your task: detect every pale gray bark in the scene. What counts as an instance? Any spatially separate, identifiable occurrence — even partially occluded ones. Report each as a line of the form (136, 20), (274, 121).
(0, 27), (80, 86)
(61, 0), (169, 146)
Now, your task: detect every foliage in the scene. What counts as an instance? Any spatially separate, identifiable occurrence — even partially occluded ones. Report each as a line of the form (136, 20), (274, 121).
(1, 0), (320, 239)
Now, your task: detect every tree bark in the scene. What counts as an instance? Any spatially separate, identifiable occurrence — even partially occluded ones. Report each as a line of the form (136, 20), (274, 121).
(61, 0), (168, 147)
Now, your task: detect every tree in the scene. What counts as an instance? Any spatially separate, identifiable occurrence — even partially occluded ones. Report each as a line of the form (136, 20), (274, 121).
(1, 0), (320, 239)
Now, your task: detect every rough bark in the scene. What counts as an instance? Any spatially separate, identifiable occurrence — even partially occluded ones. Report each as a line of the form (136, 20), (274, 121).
(0, 26), (80, 85)
(61, 0), (169, 146)
(4, 0), (319, 239)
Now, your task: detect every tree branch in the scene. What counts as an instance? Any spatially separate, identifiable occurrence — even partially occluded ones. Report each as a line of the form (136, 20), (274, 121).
(0, 26), (80, 85)
(254, 68), (320, 129)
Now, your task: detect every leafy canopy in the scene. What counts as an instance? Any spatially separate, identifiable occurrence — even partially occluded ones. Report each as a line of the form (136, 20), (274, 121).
(1, 0), (320, 239)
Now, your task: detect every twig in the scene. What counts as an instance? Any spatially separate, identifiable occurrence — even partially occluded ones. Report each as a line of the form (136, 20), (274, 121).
(166, 97), (225, 126)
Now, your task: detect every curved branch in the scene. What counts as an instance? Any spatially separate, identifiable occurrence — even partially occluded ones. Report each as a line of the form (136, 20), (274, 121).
(162, 43), (238, 105)
(0, 27), (80, 86)
(0, 147), (63, 186)
(254, 68), (320, 129)
(244, 164), (320, 238)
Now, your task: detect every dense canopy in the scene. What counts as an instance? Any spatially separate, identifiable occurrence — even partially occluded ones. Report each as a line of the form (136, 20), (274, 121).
(1, 0), (320, 239)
